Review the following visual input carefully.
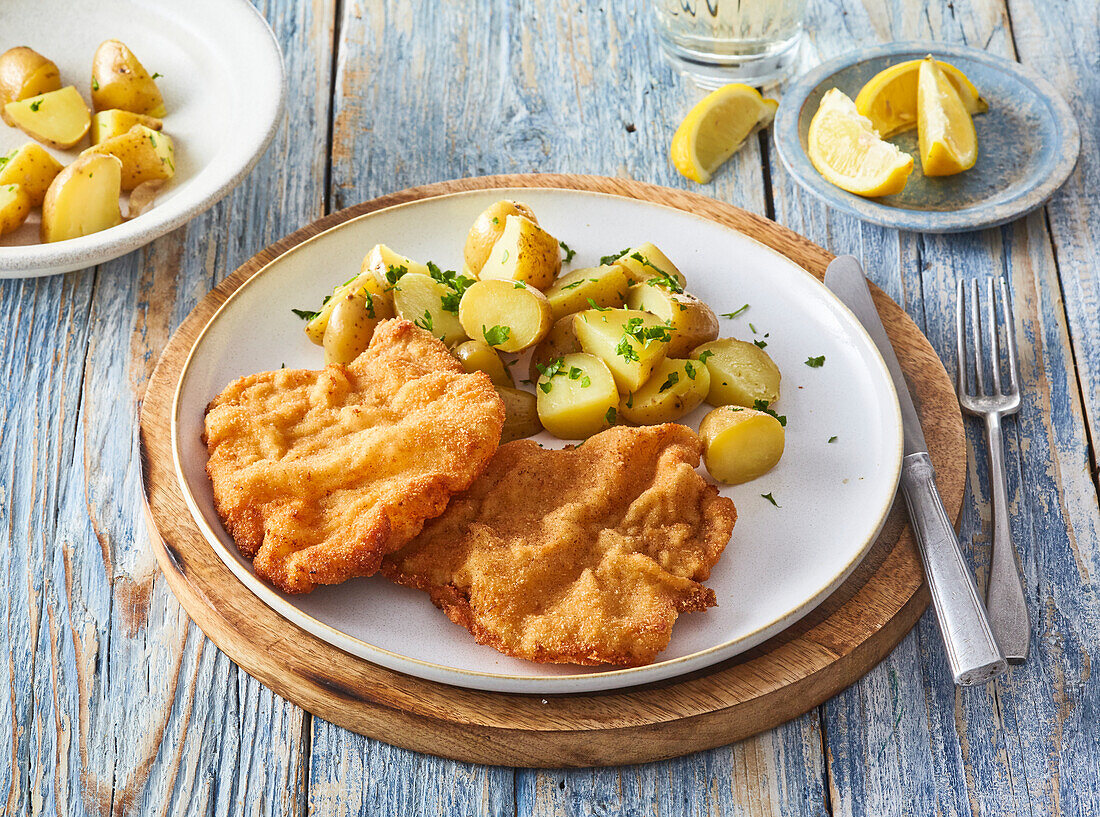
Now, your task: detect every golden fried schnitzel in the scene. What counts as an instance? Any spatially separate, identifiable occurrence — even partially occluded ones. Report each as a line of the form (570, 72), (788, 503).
(382, 424), (736, 666)
(203, 319), (505, 594)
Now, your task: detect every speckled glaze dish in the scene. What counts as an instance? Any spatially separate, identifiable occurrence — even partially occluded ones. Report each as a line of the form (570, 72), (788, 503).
(0, 0), (284, 278)
(773, 42), (1080, 233)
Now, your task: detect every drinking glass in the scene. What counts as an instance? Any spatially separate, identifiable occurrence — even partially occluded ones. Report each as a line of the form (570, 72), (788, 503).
(654, 0), (808, 89)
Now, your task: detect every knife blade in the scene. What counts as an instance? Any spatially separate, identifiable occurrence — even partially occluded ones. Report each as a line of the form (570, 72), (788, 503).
(825, 255), (1007, 686)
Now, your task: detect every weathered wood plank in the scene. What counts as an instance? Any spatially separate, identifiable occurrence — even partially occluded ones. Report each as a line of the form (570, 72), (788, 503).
(2, 1), (336, 814)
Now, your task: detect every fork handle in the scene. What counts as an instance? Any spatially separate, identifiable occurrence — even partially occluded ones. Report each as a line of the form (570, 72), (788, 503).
(900, 452), (1007, 685)
(984, 413), (1031, 662)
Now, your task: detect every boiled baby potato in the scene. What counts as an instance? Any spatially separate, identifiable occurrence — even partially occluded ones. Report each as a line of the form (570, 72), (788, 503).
(323, 291), (379, 365)
(305, 271), (393, 345)
(626, 283), (718, 358)
(82, 124), (174, 190)
(463, 199), (537, 276)
(393, 272), (467, 344)
(0, 184), (32, 235)
(692, 338), (781, 408)
(91, 40), (166, 117)
(620, 358), (710, 426)
(458, 278), (551, 353)
(544, 263), (630, 322)
(0, 47), (60, 126)
(91, 108), (162, 144)
(609, 243), (687, 289)
(0, 143), (63, 206)
(361, 243), (431, 289)
(4, 87), (91, 149)
(536, 352), (619, 440)
(40, 153), (123, 242)
(479, 214), (561, 290)
(573, 307), (671, 392)
(454, 338), (513, 388)
(528, 313), (581, 381)
(699, 406), (785, 484)
(498, 386), (543, 443)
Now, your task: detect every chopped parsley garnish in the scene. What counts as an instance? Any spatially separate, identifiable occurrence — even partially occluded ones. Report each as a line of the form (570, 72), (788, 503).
(362, 290), (376, 318)
(427, 261), (474, 313)
(148, 133), (157, 147)
(805, 355), (825, 368)
(581, 375), (591, 388)
(91, 77), (99, 91)
(698, 350), (714, 364)
(414, 310), (434, 332)
(749, 322), (758, 334)
(615, 336), (639, 362)
(721, 304), (750, 319)
(605, 406), (617, 424)
(625, 393), (634, 408)
(568, 366), (583, 380)
(586, 298), (611, 311)
(291, 307), (319, 321)
(561, 280), (585, 290)
(491, 216), (499, 225)
(385, 264), (409, 286)
(440, 292), (461, 313)
(753, 399), (787, 427)
(761, 493), (780, 507)
(29, 99), (42, 112)
(599, 247), (631, 266)
(513, 281), (527, 289)
(753, 339), (768, 349)
(623, 317), (673, 345)
(501, 249), (510, 263)
(658, 372), (680, 393)
(828, 436), (838, 443)
(483, 324), (511, 347)
(684, 361), (696, 379)
(560, 241), (576, 263)
(151, 72), (163, 80)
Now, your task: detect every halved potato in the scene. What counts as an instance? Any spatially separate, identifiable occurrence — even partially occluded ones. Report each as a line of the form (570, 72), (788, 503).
(40, 153), (123, 242)
(699, 406), (785, 484)
(479, 214), (561, 290)
(4, 86), (91, 149)
(454, 339), (514, 388)
(528, 313), (582, 381)
(361, 243), (431, 289)
(608, 243), (686, 289)
(620, 358), (710, 426)
(304, 271), (394, 345)
(498, 386), (543, 443)
(458, 278), (552, 352)
(0, 143), (63, 206)
(0, 47), (60, 126)
(82, 124), (174, 190)
(463, 199), (538, 276)
(323, 291), (379, 365)
(692, 338), (781, 407)
(573, 307), (671, 392)
(544, 263), (630, 322)
(91, 40), (166, 116)
(91, 108), (162, 144)
(626, 283), (719, 358)
(392, 272), (467, 344)
(0, 184), (32, 235)
(536, 352), (619, 440)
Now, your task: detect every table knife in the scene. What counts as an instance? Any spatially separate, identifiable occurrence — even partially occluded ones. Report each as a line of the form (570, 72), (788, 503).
(825, 255), (1007, 686)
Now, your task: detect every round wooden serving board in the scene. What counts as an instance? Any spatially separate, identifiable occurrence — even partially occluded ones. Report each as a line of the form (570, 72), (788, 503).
(139, 174), (964, 768)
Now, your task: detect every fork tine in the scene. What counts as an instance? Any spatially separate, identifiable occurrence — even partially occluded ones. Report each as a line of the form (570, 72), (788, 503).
(987, 277), (1002, 395)
(956, 279), (968, 395)
(999, 276), (1020, 395)
(969, 279), (985, 395)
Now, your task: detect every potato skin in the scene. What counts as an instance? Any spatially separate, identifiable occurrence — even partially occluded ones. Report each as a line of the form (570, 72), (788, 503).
(323, 291), (379, 364)
(40, 153), (123, 242)
(0, 47), (61, 125)
(305, 272), (393, 345)
(91, 108), (162, 144)
(498, 386), (542, 443)
(463, 200), (538, 276)
(693, 338), (781, 407)
(0, 184), (32, 235)
(699, 406), (785, 484)
(81, 124), (174, 190)
(619, 357), (710, 426)
(0, 143), (64, 206)
(91, 40), (166, 116)
(454, 339), (514, 388)
(458, 278), (552, 353)
(626, 283), (719, 358)
(479, 214), (561, 290)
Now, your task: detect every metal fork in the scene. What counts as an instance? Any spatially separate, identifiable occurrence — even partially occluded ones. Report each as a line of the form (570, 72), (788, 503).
(956, 276), (1030, 663)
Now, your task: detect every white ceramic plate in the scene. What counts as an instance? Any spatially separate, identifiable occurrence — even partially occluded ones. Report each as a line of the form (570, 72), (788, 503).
(0, 0), (284, 278)
(173, 188), (904, 693)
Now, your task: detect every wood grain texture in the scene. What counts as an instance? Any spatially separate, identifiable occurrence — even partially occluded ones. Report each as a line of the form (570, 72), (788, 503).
(138, 173), (961, 768)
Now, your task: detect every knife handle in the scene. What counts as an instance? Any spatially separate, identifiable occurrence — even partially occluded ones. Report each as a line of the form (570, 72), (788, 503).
(900, 452), (1007, 686)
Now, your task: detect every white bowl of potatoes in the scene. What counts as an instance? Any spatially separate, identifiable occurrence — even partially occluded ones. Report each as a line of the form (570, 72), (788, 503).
(0, 0), (284, 278)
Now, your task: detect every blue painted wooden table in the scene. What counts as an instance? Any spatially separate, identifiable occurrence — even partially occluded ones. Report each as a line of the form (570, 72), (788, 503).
(2, 0), (1098, 814)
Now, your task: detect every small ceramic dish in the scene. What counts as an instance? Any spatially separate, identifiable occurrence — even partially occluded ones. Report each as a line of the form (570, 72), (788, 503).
(773, 42), (1080, 233)
(0, 0), (284, 278)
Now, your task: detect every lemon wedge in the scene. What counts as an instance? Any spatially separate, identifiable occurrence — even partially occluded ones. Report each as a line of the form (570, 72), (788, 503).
(807, 88), (914, 197)
(670, 84), (779, 183)
(917, 57), (978, 176)
(855, 58), (988, 138)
